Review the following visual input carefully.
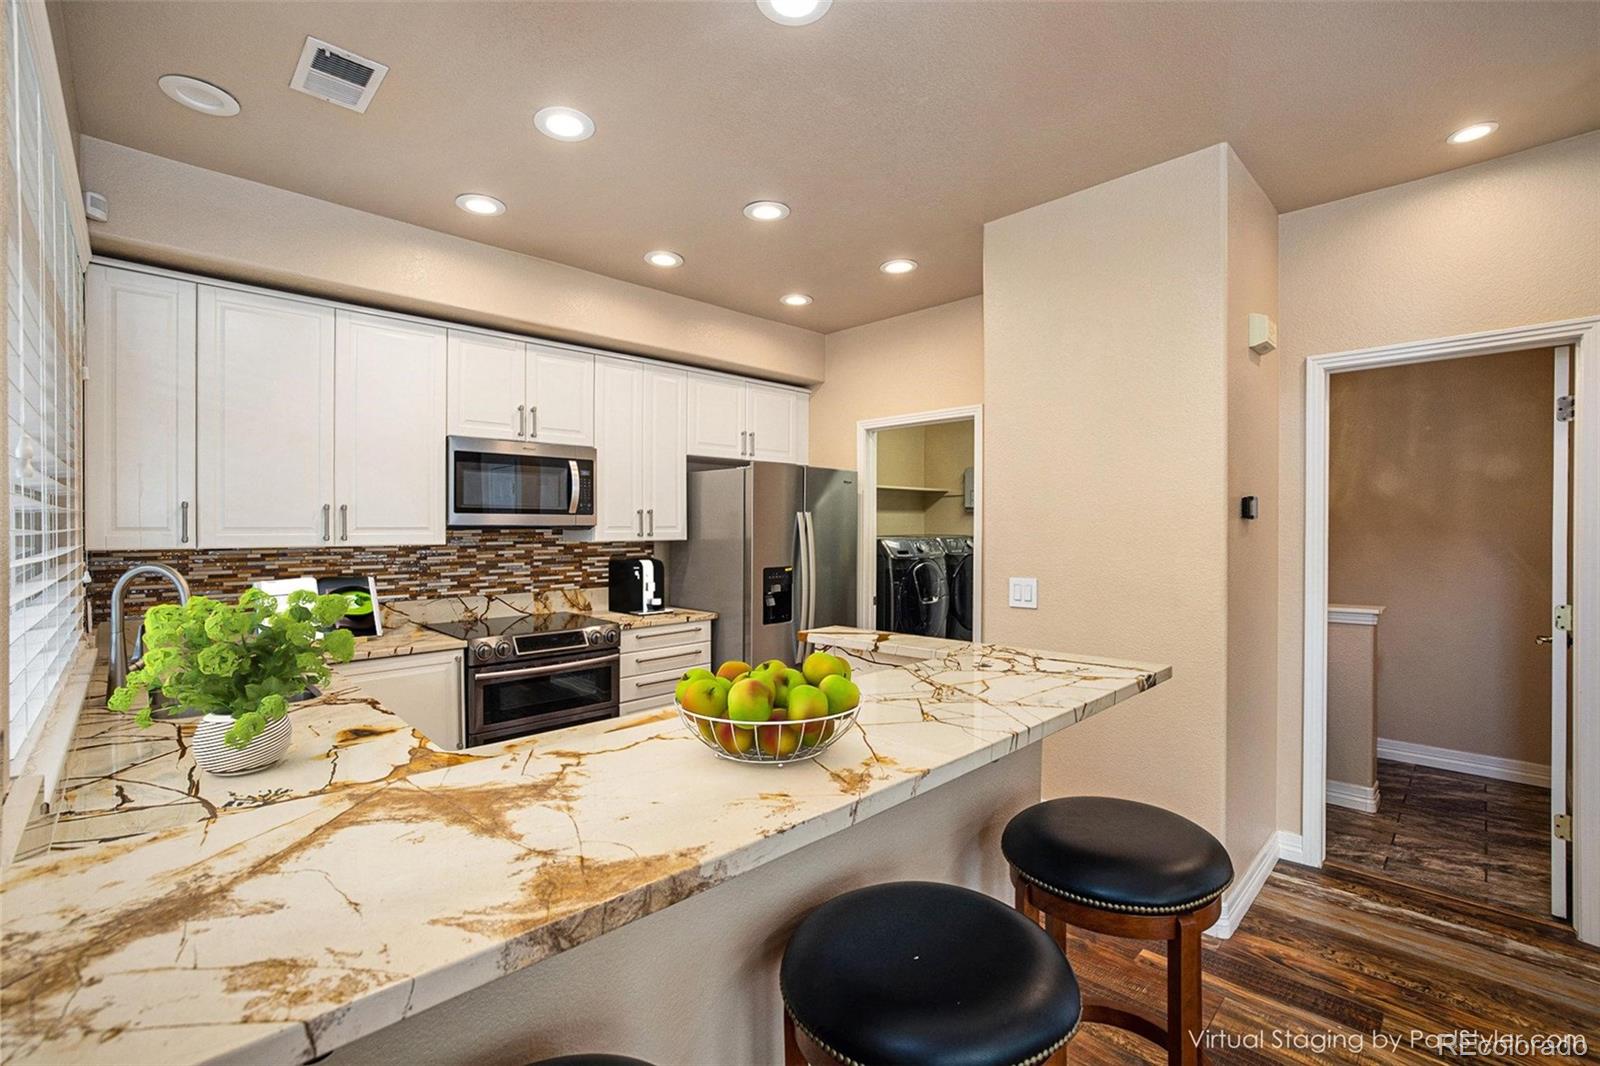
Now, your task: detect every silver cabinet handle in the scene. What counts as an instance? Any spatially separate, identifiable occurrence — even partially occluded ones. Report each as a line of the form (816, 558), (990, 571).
(636, 508), (643, 536)
(322, 503), (331, 542)
(517, 404), (526, 438)
(530, 405), (538, 439)
(635, 647), (703, 665)
(740, 430), (748, 456)
(180, 501), (190, 544)
(749, 430), (756, 456)
(647, 508), (654, 536)
(340, 504), (349, 541)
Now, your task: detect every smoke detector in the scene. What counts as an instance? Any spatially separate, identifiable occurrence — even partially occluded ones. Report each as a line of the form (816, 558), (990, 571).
(290, 37), (388, 113)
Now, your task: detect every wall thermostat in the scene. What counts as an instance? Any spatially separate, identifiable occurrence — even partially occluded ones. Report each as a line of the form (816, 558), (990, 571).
(1247, 313), (1277, 355)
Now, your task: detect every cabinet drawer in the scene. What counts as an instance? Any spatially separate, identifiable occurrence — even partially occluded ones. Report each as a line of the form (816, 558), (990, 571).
(622, 641), (710, 678)
(620, 620), (712, 653)
(619, 663), (701, 706)
(620, 694), (686, 718)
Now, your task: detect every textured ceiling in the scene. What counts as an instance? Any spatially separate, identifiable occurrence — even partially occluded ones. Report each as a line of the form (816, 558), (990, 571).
(54, 1), (1600, 332)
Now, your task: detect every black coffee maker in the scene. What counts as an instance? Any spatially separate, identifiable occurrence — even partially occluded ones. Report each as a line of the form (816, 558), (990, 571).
(608, 556), (665, 615)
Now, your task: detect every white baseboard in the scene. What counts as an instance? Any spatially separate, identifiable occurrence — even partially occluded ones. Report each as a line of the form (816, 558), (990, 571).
(1326, 779), (1381, 814)
(1377, 737), (1551, 788)
(1277, 832), (1305, 865)
(1208, 831), (1285, 939)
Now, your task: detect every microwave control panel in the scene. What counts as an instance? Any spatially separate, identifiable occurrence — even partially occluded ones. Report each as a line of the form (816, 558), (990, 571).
(577, 467), (594, 514)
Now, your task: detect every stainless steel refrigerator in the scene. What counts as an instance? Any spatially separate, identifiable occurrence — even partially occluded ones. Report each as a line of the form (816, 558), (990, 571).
(667, 463), (858, 666)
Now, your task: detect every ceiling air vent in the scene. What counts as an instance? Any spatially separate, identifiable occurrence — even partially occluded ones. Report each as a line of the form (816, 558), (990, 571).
(290, 37), (388, 113)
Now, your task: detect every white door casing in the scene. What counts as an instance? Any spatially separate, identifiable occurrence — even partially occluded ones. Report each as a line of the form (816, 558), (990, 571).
(1552, 346), (1573, 920)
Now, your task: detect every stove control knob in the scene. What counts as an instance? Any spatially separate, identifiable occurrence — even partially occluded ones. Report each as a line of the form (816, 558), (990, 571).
(585, 630), (601, 646)
(494, 640), (513, 660)
(604, 629), (619, 645)
(473, 644), (493, 662)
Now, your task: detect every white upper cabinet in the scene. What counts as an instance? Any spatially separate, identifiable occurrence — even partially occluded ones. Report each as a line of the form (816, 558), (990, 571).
(746, 382), (809, 463)
(85, 266), (196, 549)
(526, 343), (594, 446)
(641, 367), (687, 540)
(196, 286), (336, 549)
(446, 330), (525, 439)
(335, 311), (447, 545)
(446, 332), (594, 445)
(685, 372), (809, 464)
(594, 358), (646, 540)
(686, 373), (748, 460)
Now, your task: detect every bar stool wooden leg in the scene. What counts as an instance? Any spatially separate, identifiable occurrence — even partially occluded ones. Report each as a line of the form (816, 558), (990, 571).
(1166, 909), (1204, 1066)
(782, 1011), (806, 1066)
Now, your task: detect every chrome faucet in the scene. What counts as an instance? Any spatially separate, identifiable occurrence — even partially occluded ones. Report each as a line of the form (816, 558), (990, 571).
(108, 563), (191, 689)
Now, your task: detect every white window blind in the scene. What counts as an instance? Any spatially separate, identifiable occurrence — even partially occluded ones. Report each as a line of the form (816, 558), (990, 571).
(6, 0), (85, 761)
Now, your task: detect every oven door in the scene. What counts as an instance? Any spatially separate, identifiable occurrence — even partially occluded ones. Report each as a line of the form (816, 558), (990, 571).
(467, 651), (620, 745)
(448, 436), (596, 528)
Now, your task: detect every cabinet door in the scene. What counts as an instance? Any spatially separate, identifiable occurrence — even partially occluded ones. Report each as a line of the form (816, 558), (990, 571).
(196, 287), (335, 547)
(746, 383), (808, 463)
(685, 373), (748, 459)
(335, 311), (447, 546)
(446, 330), (526, 439)
(332, 650), (463, 749)
(593, 358), (645, 540)
(641, 367), (688, 540)
(527, 343), (595, 445)
(85, 267), (196, 549)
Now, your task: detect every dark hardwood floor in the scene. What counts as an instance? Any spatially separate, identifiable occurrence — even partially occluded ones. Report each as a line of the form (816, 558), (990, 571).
(1059, 767), (1598, 1063)
(1327, 759), (1551, 918)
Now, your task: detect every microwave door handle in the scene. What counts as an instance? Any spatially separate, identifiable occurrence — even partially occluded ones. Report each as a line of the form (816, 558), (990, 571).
(568, 460), (582, 514)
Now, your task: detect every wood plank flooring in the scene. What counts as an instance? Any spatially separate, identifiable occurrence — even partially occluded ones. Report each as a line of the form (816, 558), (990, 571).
(1058, 781), (1598, 1063)
(1324, 760), (1552, 918)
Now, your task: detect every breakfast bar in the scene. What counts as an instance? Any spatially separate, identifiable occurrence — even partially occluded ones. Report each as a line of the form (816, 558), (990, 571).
(0, 643), (1168, 1065)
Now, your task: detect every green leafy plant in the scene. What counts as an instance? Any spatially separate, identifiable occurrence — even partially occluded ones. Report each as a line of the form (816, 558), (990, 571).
(107, 588), (357, 749)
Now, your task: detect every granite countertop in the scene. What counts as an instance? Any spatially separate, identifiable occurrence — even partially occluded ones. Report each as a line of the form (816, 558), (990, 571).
(0, 643), (1168, 1066)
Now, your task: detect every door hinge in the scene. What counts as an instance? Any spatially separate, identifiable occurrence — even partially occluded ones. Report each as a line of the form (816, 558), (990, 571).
(1555, 603), (1573, 632)
(1554, 813), (1573, 842)
(1557, 395), (1575, 422)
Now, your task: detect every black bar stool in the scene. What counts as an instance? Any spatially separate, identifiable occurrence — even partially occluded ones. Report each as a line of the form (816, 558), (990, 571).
(528, 1056), (653, 1065)
(1002, 797), (1233, 1066)
(780, 880), (1082, 1066)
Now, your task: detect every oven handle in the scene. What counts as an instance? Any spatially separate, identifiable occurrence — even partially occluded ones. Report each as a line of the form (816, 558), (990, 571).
(472, 655), (619, 684)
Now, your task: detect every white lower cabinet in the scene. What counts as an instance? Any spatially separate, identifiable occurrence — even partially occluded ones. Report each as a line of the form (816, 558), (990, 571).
(335, 311), (447, 545)
(332, 650), (465, 750)
(618, 621), (712, 716)
(196, 286), (336, 549)
(594, 358), (687, 541)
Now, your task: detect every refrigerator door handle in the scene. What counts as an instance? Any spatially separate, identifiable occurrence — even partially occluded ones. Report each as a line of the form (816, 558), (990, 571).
(804, 511), (819, 630)
(794, 511), (810, 662)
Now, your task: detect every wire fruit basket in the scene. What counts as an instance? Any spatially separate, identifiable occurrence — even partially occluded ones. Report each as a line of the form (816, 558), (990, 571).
(677, 702), (860, 766)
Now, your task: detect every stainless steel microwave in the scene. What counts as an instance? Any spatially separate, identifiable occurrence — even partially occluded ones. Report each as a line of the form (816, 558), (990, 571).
(447, 436), (597, 528)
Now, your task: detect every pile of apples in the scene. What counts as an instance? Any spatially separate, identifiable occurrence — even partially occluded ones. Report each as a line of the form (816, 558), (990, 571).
(675, 651), (862, 759)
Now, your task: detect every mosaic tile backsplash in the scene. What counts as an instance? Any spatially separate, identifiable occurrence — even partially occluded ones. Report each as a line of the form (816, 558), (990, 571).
(85, 529), (647, 626)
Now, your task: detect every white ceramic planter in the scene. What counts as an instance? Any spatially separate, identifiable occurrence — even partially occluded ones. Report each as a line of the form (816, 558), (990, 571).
(191, 713), (292, 775)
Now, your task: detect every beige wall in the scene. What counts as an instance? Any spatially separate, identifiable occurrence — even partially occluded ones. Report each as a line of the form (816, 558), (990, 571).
(1327, 618), (1378, 789)
(808, 295), (983, 470)
(1330, 349), (1554, 766)
(77, 137), (825, 385)
(1277, 131), (1600, 833)
(1223, 150), (1281, 867)
(984, 145), (1232, 842)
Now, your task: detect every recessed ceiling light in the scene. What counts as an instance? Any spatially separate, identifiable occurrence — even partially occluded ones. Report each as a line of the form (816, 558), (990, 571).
(158, 74), (240, 117)
(1447, 122), (1498, 145)
(644, 250), (684, 268)
(534, 106), (596, 142)
(455, 193), (506, 216)
(744, 200), (790, 222)
(780, 293), (813, 307)
(879, 258), (918, 275)
(757, 0), (832, 26)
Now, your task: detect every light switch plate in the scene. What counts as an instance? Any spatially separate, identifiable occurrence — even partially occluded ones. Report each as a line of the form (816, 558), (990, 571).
(1008, 577), (1038, 609)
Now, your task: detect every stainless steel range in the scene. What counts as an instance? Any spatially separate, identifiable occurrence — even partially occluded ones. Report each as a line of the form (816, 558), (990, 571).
(422, 612), (621, 745)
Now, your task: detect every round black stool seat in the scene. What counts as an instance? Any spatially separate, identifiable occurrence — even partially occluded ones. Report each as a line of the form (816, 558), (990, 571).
(527, 1056), (654, 1066)
(781, 881), (1081, 1066)
(1002, 797), (1233, 914)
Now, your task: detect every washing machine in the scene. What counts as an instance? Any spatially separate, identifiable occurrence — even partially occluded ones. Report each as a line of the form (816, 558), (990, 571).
(939, 536), (973, 640)
(876, 538), (949, 637)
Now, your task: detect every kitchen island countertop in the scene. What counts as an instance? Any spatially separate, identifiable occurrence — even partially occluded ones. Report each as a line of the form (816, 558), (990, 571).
(1, 641), (1167, 1066)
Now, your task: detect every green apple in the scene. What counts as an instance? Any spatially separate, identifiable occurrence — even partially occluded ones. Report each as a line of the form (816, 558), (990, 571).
(680, 677), (728, 718)
(802, 651), (850, 686)
(819, 674), (861, 714)
(727, 678), (775, 726)
(757, 723), (803, 757)
(674, 667), (715, 704)
(716, 660), (753, 682)
(788, 684), (831, 745)
(713, 719), (755, 755)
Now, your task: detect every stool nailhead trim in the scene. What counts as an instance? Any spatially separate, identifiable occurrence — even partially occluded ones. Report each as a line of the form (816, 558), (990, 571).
(784, 1004), (1081, 1066)
(1016, 867), (1233, 915)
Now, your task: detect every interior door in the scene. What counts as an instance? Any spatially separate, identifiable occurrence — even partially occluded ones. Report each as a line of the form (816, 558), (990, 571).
(527, 343), (595, 445)
(594, 358), (644, 540)
(196, 286), (335, 548)
(1551, 345), (1573, 920)
(641, 367), (687, 540)
(335, 311), (447, 546)
(84, 267), (196, 549)
(446, 330), (526, 440)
